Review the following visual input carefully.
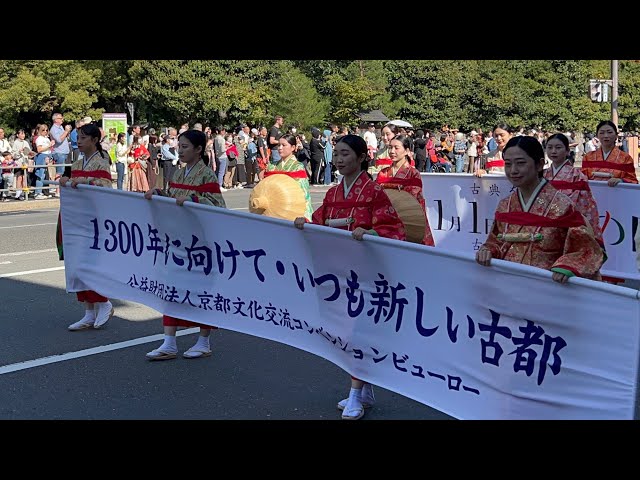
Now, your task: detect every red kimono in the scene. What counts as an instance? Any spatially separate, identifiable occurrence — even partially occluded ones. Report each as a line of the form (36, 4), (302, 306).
(375, 164), (435, 246)
(581, 146), (638, 184)
(481, 180), (603, 280)
(312, 171), (406, 241)
(543, 160), (603, 246)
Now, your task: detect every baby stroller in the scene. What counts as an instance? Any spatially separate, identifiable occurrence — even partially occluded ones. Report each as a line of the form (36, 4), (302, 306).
(431, 152), (452, 173)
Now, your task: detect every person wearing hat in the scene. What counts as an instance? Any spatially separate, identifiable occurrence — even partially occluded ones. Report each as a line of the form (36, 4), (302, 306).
(466, 130), (478, 174)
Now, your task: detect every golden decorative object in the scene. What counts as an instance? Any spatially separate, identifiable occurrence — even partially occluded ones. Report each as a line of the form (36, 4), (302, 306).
(384, 189), (426, 244)
(249, 174), (306, 221)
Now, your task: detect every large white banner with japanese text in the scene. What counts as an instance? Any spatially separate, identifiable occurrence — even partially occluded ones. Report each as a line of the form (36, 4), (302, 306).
(422, 173), (640, 281)
(61, 185), (640, 419)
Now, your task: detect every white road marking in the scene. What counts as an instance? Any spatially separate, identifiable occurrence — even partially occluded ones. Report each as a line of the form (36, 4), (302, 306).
(0, 261), (11, 265)
(0, 266), (65, 278)
(0, 248), (57, 257)
(0, 222), (56, 229)
(0, 328), (200, 375)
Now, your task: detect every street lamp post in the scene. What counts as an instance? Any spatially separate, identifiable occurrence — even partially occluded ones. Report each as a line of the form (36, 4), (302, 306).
(612, 60), (619, 126)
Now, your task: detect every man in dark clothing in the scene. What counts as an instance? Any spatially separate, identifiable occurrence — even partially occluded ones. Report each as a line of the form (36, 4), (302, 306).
(268, 115), (284, 164)
(309, 127), (324, 185)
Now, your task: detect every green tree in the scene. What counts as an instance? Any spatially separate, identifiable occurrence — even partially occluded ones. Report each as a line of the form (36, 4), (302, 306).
(0, 60), (101, 132)
(128, 60), (277, 129)
(268, 61), (329, 133)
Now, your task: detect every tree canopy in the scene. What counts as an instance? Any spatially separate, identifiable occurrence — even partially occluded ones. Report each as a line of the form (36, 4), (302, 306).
(0, 60), (635, 135)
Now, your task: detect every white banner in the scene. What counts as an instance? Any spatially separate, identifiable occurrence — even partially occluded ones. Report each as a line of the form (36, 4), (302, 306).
(423, 173), (640, 280)
(61, 185), (640, 419)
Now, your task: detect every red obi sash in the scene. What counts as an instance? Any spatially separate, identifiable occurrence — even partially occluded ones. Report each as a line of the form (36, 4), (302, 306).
(377, 176), (423, 189)
(550, 180), (590, 191)
(375, 158), (392, 167)
(264, 170), (308, 179)
(495, 210), (586, 228)
(486, 159), (505, 169)
(71, 170), (112, 180)
(169, 182), (221, 194)
(581, 160), (635, 173)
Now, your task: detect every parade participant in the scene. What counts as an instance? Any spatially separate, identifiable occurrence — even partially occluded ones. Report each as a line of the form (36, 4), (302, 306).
(543, 133), (603, 247)
(375, 134), (435, 246)
(266, 134), (313, 221)
(581, 120), (638, 185)
(373, 123), (400, 171)
(127, 135), (150, 193)
(294, 135), (405, 420)
(59, 124), (115, 330)
(144, 130), (226, 360)
(475, 124), (512, 176)
(476, 136), (604, 283)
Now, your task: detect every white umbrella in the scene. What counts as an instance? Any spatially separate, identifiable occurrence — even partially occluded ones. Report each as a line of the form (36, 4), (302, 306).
(387, 119), (413, 128)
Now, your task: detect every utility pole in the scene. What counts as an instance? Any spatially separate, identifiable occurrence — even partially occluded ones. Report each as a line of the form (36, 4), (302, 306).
(612, 60), (619, 126)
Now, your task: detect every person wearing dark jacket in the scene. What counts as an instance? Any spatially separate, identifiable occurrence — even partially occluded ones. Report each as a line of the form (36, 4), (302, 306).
(309, 127), (324, 185)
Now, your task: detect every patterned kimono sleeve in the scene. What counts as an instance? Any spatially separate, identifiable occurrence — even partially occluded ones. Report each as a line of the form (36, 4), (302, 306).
(551, 223), (604, 278)
(196, 169), (226, 208)
(311, 199), (327, 226)
(480, 219), (505, 259)
(370, 187), (406, 241)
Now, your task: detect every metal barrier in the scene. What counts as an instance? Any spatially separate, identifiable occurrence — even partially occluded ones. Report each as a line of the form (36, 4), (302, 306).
(0, 163), (113, 202)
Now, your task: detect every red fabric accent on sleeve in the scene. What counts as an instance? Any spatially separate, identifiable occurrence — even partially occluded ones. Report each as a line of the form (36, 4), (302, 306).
(495, 210), (586, 228)
(71, 170), (112, 180)
(580, 160), (635, 173)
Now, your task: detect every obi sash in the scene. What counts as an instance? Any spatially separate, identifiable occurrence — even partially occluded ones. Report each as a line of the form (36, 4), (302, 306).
(377, 176), (423, 189)
(496, 210), (586, 228)
(486, 159), (505, 169)
(549, 180), (590, 191)
(581, 160), (635, 173)
(71, 170), (112, 180)
(375, 158), (392, 167)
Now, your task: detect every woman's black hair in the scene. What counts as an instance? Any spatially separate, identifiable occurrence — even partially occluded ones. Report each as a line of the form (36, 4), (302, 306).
(503, 135), (546, 178)
(79, 123), (105, 157)
(178, 129), (208, 163)
(596, 120), (618, 134)
(335, 134), (371, 178)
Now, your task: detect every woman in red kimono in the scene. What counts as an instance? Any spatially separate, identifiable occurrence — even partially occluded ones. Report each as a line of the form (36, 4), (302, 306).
(294, 135), (405, 421)
(581, 120), (638, 186)
(476, 136), (604, 283)
(375, 134), (435, 246)
(544, 133), (603, 248)
(128, 135), (150, 192)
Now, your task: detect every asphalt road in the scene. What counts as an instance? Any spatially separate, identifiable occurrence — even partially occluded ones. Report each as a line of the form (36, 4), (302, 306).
(0, 186), (452, 420)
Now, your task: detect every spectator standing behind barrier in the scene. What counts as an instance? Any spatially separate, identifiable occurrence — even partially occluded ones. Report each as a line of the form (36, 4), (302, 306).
(11, 129), (34, 200)
(33, 124), (52, 199)
(69, 119), (84, 163)
(214, 126), (228, 190)
(50, 113), (71, 178)
(1, 152), (18, 201)
(114, 133), (130, 190)
(161, 134), (179, 191)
